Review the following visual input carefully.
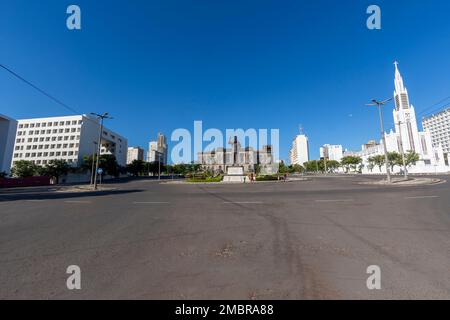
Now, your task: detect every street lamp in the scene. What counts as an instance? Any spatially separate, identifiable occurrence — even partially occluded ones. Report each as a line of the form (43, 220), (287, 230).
(91, 112), (113, 190)
(366, 98), (392, 183)
(90, 141), (97, 185)
(155, 150), (163, 180)
(396, 120), (408, 180)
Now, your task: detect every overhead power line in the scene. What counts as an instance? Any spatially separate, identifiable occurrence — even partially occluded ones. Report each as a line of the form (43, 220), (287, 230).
(0, 63), (81, 115)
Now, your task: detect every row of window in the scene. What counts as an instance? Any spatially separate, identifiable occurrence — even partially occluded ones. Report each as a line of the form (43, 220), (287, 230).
(15, 143), (80, 151)
(13, 159), (78, 166)
(14, 151), (79, 159)
(18, 120), (82, 129)
(16, 135), (80, 144)
(17, 127), (81, 136)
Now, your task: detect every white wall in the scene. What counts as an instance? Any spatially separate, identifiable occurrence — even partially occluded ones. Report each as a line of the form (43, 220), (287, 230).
(0, 115), (17, 174)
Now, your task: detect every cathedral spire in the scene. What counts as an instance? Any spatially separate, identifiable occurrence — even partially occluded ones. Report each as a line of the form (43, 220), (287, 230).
(393, 61), (410, 110)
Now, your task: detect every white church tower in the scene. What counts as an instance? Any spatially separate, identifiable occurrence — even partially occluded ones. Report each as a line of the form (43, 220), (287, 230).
(392, 61), (423, 155)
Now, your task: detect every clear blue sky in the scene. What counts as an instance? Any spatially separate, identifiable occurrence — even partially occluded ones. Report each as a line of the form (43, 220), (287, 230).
(1, 0), (450, 162)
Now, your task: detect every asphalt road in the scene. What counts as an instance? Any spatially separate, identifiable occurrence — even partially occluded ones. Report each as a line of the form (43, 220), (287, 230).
(0, 175), (449, 299)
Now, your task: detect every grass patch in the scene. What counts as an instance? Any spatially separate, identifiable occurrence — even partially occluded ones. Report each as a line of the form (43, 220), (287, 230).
(188, 175), (224, 183)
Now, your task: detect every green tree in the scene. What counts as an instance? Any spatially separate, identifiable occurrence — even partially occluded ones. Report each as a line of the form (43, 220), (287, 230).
(126, 160), (146, 177)
(369, 155), (385, 173)
(39, 159), (70, 184)
(303, 160), (319, 173)
(326, 160), (340, 173)
(341, 156), (362, 173)
(387, 152), (401, 171)
(405, 151), (420, 168)
(278, 161), (289, 174)
(291, 164), (304, 173)
(10, 160), (38, 178)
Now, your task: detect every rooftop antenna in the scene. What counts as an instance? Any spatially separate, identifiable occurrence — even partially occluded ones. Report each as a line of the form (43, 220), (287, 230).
(299, 124), (304, 135)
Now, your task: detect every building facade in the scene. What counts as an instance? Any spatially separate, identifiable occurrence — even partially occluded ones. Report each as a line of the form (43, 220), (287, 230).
(344, 63), (448, 174)
(422, 108), (450, 160)
(290, 134), (309, 166)
(127, 147), (144, 164)
(11, 115), (128, 168)
(0, 114), (18, 174)
(320, 144), (343, 162)
(147, 133), (168, 164)
(197, 141), (276, 174)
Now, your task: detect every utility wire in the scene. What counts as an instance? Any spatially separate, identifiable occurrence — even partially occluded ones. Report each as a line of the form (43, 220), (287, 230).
(417, 95), (450, 117)
(0, 63), (104, 126)
(0, 63), (81, 115)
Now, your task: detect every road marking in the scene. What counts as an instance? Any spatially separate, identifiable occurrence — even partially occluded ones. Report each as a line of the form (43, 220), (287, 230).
(25, 200), (45, 202)
(315, 199), (354, 203)
(404, 196), (439, 199)
(223, 201), (264, 204)
(65, 200), (92, 204)
(133, 201), (169, 204)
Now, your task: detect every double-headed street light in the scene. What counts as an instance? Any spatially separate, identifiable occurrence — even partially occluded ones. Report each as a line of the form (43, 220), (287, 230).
(90, 112), (113, 190)
(366, 98), (392, 183)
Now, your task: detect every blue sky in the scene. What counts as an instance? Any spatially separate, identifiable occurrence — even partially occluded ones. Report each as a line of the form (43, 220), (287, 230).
(1, 0), (450, 162)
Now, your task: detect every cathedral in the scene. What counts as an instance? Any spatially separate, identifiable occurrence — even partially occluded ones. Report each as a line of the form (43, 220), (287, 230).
(345, 62), (449, 174)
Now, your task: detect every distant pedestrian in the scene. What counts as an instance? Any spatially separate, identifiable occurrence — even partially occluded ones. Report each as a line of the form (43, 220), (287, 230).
(284, 173), (288, 182)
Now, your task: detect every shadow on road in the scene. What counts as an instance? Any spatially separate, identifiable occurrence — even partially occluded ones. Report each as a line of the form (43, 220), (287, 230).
(0, 189), (144, 202)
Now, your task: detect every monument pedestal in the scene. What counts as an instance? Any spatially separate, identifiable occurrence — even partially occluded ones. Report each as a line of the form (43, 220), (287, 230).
(222, 166), (248, 183)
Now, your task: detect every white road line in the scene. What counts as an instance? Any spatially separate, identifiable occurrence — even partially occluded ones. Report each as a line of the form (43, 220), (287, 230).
(65, 201), (92, 204)
(223, 201), (264, 204)
(315, 199), (354, 203)
(25, 200), (45, 202)
(133, 201), (169, 204)
(404, 196), (439, 199)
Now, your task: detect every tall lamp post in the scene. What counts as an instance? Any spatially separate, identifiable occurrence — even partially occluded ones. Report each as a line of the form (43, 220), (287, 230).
(91, 112), (113, 190)
(90, 141), (97, 185)
(367, 98), (392, 183)
(155, 150), (163, 180)
(396, 120), (408, 180)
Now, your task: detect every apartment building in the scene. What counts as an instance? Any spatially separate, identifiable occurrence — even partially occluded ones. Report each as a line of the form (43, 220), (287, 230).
(422, 108), (450, 156)
(127, 146), (144, 164)
(11, 115), (128, 168)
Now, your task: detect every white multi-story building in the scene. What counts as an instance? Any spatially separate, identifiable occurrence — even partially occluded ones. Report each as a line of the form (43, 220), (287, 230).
(11, 114), (128, 168)
(127, 146), (144, 164)
(147, 133), (168, 164)
(344, 62), (448, 174)
(422, 108), (450, 159)
(0, 114), (18, 174)
(290, 134), (309, 166)
(320, 144), (343, 162)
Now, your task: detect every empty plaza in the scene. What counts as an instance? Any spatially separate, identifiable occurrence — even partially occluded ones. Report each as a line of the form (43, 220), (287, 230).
(0, 175), (449, 299)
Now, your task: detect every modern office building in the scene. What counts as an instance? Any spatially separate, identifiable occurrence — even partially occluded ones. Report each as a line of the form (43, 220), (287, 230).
(344, 62), (448, 173)
(11, 114), (128, 168)
(127, 146), (144, 164)
(147, 133), (168, 164)
(422, 108), (450, 157)
(289, 134), (309, 166)
(320, 144), (343, 162)
(0, 114), (18, 174)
